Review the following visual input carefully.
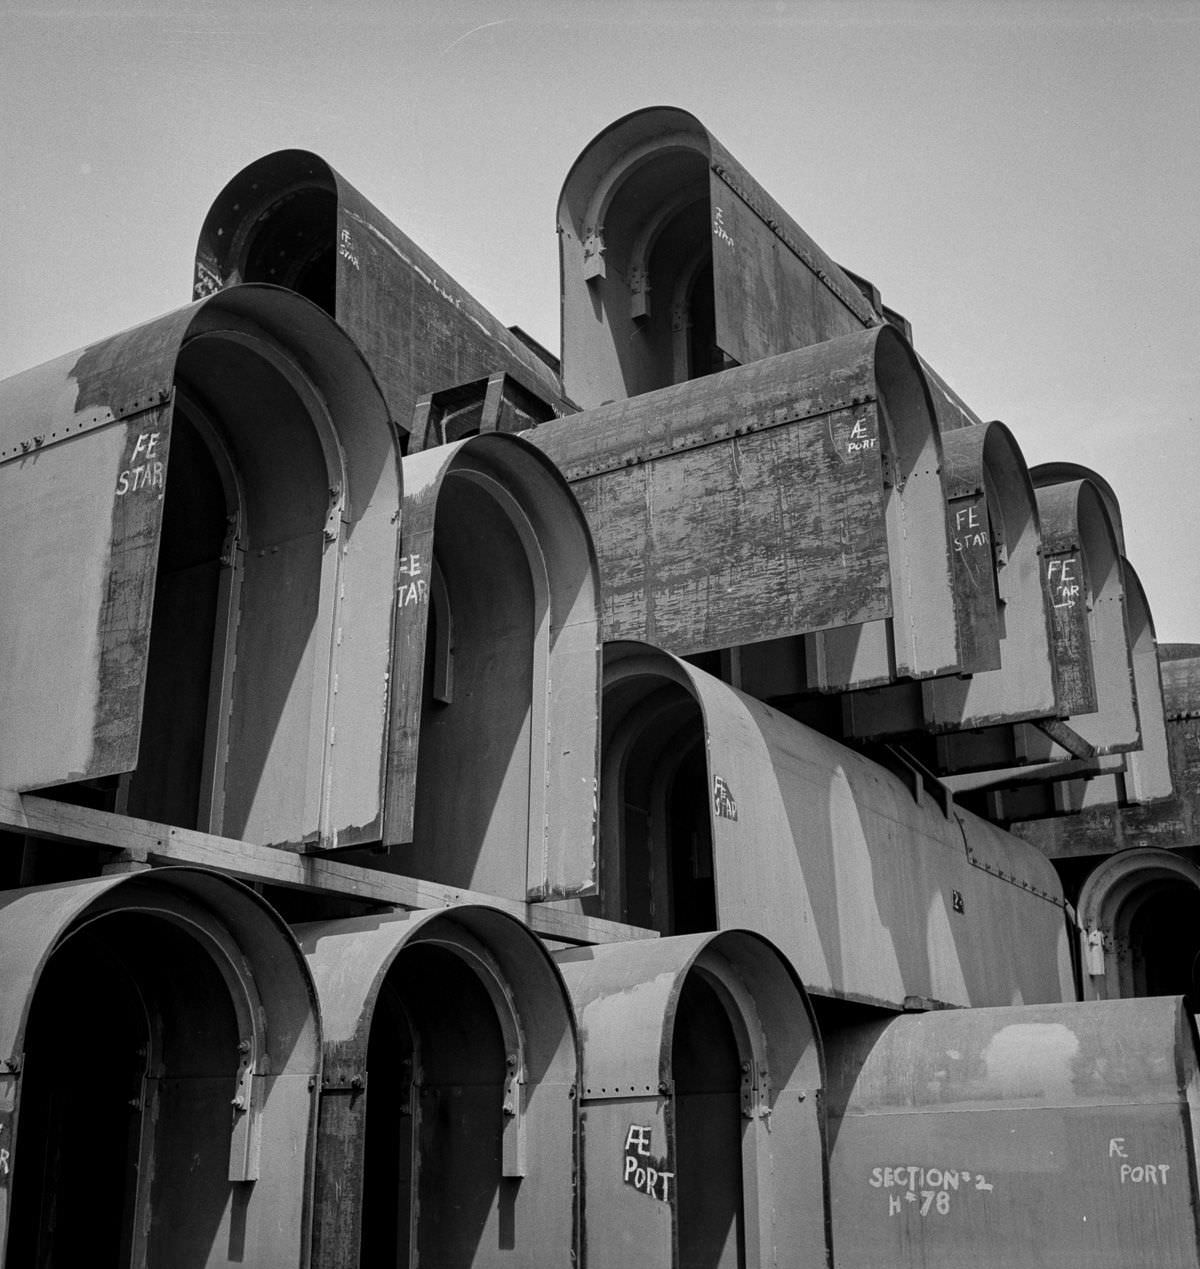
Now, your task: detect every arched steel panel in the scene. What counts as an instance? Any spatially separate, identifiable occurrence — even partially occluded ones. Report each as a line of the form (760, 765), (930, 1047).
(297, 905), (578, 1269)
(376, 431), (600, 901)
(601, 642), (1072, 1009)
(0, 285), (400, 849)
(0, 867), (320, 1269)
(195, 149), (567, 446)
(534, 325), (960, 683)
(1034, 478), (1139, 754)
(925, 420), (1057, 727)
(825, 997), (1200, 1268)
(555, 929), (826, 1269)
(558, 106), (876, 407)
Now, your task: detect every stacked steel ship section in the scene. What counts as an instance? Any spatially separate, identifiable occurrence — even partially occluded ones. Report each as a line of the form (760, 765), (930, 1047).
(1, 107), (1196, 1268)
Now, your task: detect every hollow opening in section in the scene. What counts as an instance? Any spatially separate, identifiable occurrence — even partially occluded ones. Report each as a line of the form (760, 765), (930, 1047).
(239, 186), (338, 314)
(672, 971), (746, 1269)
(603, 681), (715, 934)
(410, 471), (538, 892)
(9, 911), (240, 1269)
(124, 404), (231, 830)
(361, 943), (510, 1268)
(1122, 879), (1200, 1003)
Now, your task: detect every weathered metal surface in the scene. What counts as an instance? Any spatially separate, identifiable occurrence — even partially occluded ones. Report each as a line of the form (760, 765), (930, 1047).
(1073, 847), (1200, 1001)
(375, 432), (600, 902)
(557, 106), (875, 408)
(0, 867), (319, 1269)
(844, 421), (1060, 740)
(297, 905), (578, 1269)
(195, 149), (569, 447)
(1119, 562), (1173, 802)
(825, 997), (1200, 1268)
(0, 286), (401, 852)
(534, 326), (961, 670)
(554, 930), (826, 1269)
(1035, 478), (1140, 753)
(803, 328), (961, 687)
(0, 325), (180, 792)
(601, 643), (1072, 1009)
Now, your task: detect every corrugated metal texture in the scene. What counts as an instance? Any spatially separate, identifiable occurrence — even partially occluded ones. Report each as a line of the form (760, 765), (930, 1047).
(0, 286), (401, 851)
(378, 432), (600, 902)
(195, 149), (568, 445)
(0, 867), (320, 1269)
(602, 644), (1072, 1010)
(556, 105), (876, 408)
(297, 905), (578, 1269)
(554, 929), (826, 1269)
(825, 997), (1200, 1268)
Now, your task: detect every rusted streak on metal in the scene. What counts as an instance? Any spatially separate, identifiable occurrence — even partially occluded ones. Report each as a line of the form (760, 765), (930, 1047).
(555, 393), (877, 482)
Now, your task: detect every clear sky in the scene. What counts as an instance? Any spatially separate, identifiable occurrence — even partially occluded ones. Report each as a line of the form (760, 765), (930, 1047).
(3, 0), (1198, 640)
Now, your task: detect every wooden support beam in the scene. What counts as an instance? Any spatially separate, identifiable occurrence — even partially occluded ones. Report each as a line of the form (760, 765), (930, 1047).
(0, 791), (653, 947)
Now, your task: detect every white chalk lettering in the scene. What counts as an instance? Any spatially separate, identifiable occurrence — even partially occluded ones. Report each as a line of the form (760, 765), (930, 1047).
(338, 227), (360, 270)
(624, 1124), (652, 1156)
(1047, 556), (1082, 608)
(398, 579), (428, 607)
(954, 530), (990, 552)
(622, 1124), (674, 1203)
(116, 448), (166, 498)
(1109, 1137), (1128, 1158)
(712, 206), (735, 248)
(398, 552), (423, 577)
(871, 1163), (993, 1216)
(1120, 1163), (1170, 1185)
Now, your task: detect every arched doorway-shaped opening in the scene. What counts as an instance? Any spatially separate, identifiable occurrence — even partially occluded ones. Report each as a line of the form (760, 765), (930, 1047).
(0, 868), (321, 1268)
(1077, 848), (1200, 1004)
(557, 106), (873, 407)
(600, 659), (714, 935)
(381, 432), (600, 903)
(299, 906), (579, 1269)
(916, 419), (1057, 745)
(0, 285), (399, 851)
(195, 150), (565, 453)
(362, 944), (508, 1267)
(1032, 475), (1138, 755)
(671, 969), (747, 1268)
(555, 930), (826, 1269)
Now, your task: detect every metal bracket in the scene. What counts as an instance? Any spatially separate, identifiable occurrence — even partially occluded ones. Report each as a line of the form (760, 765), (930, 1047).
(229, 1039), (264, 1182)
(324, 484), (345, 544)
(582, 227), (606, 281)
(502, 1052), (527, 1178)
(740, 1062), (772, 1121)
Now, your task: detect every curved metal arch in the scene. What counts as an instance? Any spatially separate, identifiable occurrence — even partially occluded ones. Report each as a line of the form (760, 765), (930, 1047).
(924, 419), (1058, 726)
(65, 892), (270, 1180)
(1075, 847), (1200, 999)
(1035, 478), (1138, 753)
(386, 431), (600, 900)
